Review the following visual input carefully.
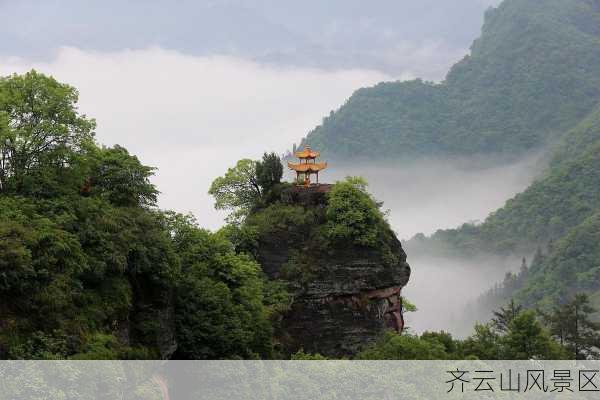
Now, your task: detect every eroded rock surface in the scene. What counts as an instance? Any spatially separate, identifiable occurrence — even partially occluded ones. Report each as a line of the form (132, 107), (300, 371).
(255, 184), (411, 357)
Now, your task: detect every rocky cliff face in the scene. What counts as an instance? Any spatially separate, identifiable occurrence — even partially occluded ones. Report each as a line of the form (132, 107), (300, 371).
(253, 184), (410, 357)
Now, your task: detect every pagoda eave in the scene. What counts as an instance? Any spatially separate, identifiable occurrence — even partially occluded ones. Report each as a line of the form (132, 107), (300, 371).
(287, 161), (327, 173)
(294, 149), (320, 159)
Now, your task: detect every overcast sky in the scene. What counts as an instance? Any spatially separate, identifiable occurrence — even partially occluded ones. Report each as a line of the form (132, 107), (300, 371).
(0, 0), (502, 231)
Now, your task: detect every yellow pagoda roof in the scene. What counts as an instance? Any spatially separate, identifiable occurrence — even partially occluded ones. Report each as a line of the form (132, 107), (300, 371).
(294, 146), (320, 159)
(288, 161), (327, 173)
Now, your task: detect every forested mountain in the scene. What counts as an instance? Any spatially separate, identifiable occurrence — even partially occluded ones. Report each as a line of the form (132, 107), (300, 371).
(411, 107), (600, 255)
(298, 0), (600, 159)
(408, 104), (600, 308)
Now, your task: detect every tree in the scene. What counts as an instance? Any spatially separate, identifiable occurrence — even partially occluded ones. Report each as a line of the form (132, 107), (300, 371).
(0, 70), (95, 193)
(88, 145), (158, 207)
(168, 214), (273, 359)
(326, 177), (385, 247)
(539, 304), (570, 347)
(209, 159), (261, 222)
(461, 323), (501, 360)
(255, 152), (283, 193)
(544, 294), (600, 359)
(420, 331), (457, 356)
(502, 310), (566, 359)
(357, 331), (449, 360)
(518, 257), (528, 280)
(492, 299), (522, 333)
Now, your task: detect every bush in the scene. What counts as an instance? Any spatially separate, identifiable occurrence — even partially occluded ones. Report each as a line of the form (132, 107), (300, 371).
(325, 177), (387, 247)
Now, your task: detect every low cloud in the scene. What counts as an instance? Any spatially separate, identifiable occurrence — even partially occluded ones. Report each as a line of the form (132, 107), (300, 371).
(0, 47), (397, 228)
(324, 156), (545, 337)
(326, 154), (545, 240)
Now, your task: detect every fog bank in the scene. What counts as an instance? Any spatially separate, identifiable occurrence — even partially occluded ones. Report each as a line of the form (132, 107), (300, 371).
(324, 154), (545, 240)
(401, 254), (524, 336)
(321, 155), (546, 337)
(0, 47), (398, 229)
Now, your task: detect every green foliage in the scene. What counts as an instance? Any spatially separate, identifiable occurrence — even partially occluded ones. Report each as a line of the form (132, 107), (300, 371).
(300, 0), (600, 160)
(256, 152), (283, 193)
(512, 212), (600, 309)
(325, 177), (389, 247)
(502, 310), (567, 360)
(168, 215), (273, 359)
(245, 204), (317, 238)
(415, 102), (600, 257)
(209, 159), (261, 223)
(0, 70), (96, 194)
(358, 302), (579, 360)
(420, 140), (600, 257)
(461, 323), (502, 360)
(357, 331), (449, 360)
(261, 279), (292, 317)
(358, 328), (501, 360)
(209, 153), (285, 223)
(491, 299), (523, 333)
(0, 71), (279, 360)
(410, 105), (600, 315)
(291, 349), (328, 360)
(541, 294), (600, 359)
(88, 145), (158, 207)
(551, 106), (600, 167)
(402, 297), (417, 313)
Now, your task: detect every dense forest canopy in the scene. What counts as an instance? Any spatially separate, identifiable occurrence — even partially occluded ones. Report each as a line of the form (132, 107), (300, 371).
(298, 0), (600, 160)
(0, 71), (279, 359)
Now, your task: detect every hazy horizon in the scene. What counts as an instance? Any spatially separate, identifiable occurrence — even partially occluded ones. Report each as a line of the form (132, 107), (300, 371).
(0, 0), (504, 232)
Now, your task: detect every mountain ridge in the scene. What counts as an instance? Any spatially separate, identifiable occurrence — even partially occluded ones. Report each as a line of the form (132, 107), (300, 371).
(297, 0), (600, 160)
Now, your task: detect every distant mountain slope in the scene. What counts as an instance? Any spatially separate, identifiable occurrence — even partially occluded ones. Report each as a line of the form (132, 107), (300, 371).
(408, 106), (600, 256)
(551, 105), (600, 167)
(407, 105), (600, 314)
(517, 211), (600, 308)
(299, 0), (600, 159)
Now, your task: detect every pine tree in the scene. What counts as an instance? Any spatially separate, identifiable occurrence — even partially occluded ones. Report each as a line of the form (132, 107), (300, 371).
(543, 294), (600, 359)
(564, 294), (600, 359)
(492, 299), (523, 333)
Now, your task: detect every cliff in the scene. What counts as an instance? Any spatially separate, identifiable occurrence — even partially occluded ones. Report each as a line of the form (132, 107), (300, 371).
(244, 182), (410, 357)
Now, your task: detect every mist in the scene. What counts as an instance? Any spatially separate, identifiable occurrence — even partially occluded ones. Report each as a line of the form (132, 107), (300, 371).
(401, 253), (524, 337)
(321, 154), (546, 337)
(0, 0), (501, 79)
(0, 47), (399, 229)
(0, 45), (544, 339)
(324, 154), (546, 240)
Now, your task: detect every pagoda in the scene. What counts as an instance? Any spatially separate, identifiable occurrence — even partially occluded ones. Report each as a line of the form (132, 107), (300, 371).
(288, 146), (327, 186)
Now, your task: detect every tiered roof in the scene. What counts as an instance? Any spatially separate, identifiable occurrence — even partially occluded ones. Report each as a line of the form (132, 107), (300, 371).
(287, 161), (327, 172)
(294, 146), (320, 159)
